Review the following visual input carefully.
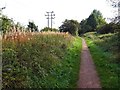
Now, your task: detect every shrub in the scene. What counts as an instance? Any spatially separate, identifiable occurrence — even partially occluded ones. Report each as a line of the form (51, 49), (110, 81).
(97, 23), (117, 34)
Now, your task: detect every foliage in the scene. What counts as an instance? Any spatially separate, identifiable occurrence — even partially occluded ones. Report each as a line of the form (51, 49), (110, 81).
(83, 32), (120, 88)
(27, 21), (39, 32)
(86, 13), (97, 31)
(85, 38), (119, 88)
(59, 19), (79, 36)
(79, 19), (92, 34)
(40, 27), (59, 32)
(107, 0), (120, 62)
(97, 22), (120, 62)
(14, 22), (25, 32)
(0, 14), (27, 35)
(0, 15), (14, 33)
(2, 32), (82, 88)
(79, 9), (106, 35)
(83, 32), (116, 53)
(97, 22), (117, 34)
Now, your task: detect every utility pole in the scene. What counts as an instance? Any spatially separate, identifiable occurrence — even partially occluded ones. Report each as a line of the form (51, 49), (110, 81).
(45, 12), (50, 28)
(50, 11), (55, 29)
(45, 11), (55, 30)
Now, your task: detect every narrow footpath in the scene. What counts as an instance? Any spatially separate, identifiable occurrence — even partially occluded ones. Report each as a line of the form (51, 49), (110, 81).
(77, 38), (101, 88)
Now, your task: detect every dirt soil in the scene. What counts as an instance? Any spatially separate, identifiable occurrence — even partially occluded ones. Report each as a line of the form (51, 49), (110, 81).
(77, 38), (101, 88)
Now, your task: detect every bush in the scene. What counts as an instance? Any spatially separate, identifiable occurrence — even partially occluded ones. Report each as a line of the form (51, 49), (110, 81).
(40, 27), (59, 32)
(97, 23), (117, 34)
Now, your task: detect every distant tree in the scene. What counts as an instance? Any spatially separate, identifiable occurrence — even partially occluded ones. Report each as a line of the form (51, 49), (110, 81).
(59, 19), (79, 36)
(41, 27), (58, 32)
(107, 0), (120, 23)
(0, 15), (14, 33)
(40, 27), (50, 32)
(79, 19), (92, 34)
(52, 28), (59, 32)
(86, 9), (106, 31)
(79, 9), (106, 35)
(27, 21), (39, 32)
(86, 13), (97, 31)
(14, 22), (24, 32)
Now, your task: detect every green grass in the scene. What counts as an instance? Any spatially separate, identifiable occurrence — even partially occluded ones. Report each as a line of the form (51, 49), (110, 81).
(43, 37), (82, 88)
(2, 32), (82, 88)
(84, 32), (120, 88)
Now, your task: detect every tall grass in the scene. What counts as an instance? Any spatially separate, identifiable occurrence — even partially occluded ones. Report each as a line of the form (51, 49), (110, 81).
(2, 31), (82, 88)
(83, 32), (120, 88)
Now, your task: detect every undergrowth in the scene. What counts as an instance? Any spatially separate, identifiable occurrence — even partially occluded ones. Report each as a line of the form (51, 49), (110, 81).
(84, 32), (120, 88)
(2, 32), (82, 88)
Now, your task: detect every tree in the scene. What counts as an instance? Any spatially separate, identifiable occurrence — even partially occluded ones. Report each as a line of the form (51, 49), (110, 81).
(79, 9), (106, 35)
(86, 13), (98, 31)
(97, 23), (117, 34)
(40, 27), (58, 32)
(0, 15), (14, 34)
(27, 21), (39, 32)
(14, 22), (26, 32)
(79, 19), (92, 34)
(59, 19), (79, 36)
(86, 9), (106, 31)
(107, 0), (120, 23)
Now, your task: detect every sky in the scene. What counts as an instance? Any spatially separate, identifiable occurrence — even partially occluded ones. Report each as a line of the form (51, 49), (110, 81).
(0, 0), (115, 30)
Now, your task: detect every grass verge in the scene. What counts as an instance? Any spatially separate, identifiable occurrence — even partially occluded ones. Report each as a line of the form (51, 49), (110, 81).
(42, 37), (82, 88)
(85, 38), (119, 88)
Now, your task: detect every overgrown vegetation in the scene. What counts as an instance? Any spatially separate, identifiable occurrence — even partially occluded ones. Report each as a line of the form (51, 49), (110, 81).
(2, 32), (82, 88)
(97, 22), (119, 34)
(1, 1), (120, 88)
(83, 32), (120, 88)
(40, 27), (59, 32)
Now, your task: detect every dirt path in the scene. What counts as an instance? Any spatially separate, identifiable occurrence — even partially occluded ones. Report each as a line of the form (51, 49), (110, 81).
(77, 38), (101, 88)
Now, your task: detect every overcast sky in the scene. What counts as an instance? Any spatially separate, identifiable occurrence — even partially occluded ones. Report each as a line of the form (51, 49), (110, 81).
(0, 0), (114, 29)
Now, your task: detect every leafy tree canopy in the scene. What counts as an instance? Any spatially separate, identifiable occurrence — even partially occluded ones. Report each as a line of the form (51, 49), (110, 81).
(79, 9), (106, 34)
(0, 15), (14, 33)
(27, 21), (39, 32)
(40, 27), (58, 32)
(59, 19), (79, 36)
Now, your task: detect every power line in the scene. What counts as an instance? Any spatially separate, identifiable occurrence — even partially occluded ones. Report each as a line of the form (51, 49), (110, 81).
(45, 11), (55, 30)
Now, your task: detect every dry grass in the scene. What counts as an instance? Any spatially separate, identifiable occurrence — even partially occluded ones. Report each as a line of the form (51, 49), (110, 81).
(2, 31), (70, 42)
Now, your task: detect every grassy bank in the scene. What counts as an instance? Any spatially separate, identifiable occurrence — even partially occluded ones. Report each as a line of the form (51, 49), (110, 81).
(2, 32), (82, 88)
(84, 32), (119, 88)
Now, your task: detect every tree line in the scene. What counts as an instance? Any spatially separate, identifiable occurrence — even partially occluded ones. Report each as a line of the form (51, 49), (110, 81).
(0, 15), (39, 34)
(0, 9), (119, 36)
(59, 9), (119, 36)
